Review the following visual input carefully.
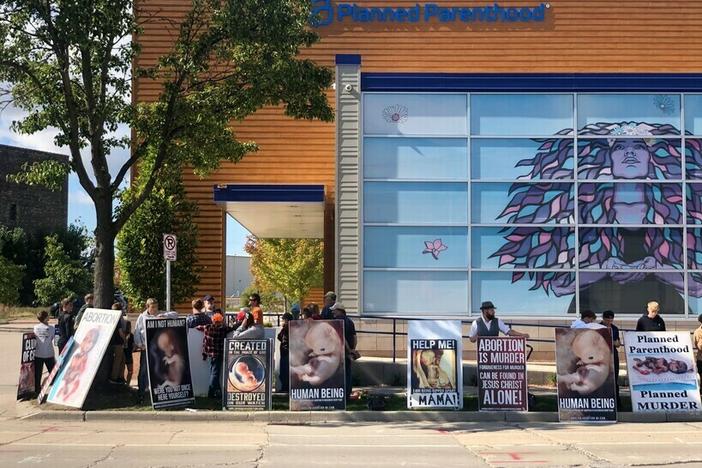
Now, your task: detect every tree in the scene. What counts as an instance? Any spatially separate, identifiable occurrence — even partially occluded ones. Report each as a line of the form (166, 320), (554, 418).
(0, 225), (90, 305)
(34, 233), (92, 305)
(0, 255), (25, 305)
(1, 0), (334, 308)
(245, 236), (323, 307)
(116, 171), (199, 308)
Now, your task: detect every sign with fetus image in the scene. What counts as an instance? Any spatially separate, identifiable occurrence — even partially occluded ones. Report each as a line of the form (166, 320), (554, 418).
(555, 328), (617, 422)
(289, 320), (346, 411)
(47, 309), (121, 408)
(624, 331), (701, 413)
(16, 332), (36, 400)
(145, 317), (195, 409)
(224, 339), (272, 410)
(407, 320), (463, 409)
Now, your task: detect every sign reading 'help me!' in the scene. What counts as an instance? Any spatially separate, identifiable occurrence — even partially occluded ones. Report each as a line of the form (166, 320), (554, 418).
(163, 234), (177, 261)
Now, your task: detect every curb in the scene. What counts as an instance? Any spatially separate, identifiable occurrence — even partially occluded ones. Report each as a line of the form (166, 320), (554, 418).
(21, 409), (702, 424)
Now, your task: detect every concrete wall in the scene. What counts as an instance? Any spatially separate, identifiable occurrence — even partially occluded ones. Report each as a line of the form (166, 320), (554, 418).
(224, 255), (253, 298)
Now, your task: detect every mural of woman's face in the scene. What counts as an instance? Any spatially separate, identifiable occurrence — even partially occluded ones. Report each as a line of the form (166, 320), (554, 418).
(610, 139), (650, 179)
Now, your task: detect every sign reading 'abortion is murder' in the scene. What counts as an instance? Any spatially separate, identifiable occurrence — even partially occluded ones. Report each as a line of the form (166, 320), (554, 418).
(477, 337), (528, 411)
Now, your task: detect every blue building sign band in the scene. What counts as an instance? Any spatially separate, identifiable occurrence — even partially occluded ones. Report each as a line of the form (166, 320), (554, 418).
(311, 1), (550, 27)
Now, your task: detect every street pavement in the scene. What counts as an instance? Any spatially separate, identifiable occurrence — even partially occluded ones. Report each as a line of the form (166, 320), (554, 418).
(3, 325), (702, 467)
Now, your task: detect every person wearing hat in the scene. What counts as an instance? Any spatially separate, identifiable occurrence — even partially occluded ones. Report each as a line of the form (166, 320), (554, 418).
(332, 303), (359, 400)
(468, 301), (529, 343)
(248, 293), (264, 326)
(321, 291), (337, 320)
(202, 295), (217, 318)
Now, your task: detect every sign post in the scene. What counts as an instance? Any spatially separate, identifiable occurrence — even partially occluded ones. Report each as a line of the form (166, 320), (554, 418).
(163, 234), (177, 312)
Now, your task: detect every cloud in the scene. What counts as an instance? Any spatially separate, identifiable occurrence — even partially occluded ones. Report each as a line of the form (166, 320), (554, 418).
(68, 189), (94, 206)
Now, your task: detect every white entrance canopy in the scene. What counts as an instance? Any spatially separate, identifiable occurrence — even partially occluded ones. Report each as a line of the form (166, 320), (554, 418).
(214, 184), (324, 238)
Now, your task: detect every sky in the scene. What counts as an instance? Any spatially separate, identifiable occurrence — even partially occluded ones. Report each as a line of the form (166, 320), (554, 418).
(0, 104), (250, 257)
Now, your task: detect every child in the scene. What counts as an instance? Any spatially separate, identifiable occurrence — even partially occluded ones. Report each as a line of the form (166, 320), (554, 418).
(123, 320), (134, 386)
(33, 310), (56, 395)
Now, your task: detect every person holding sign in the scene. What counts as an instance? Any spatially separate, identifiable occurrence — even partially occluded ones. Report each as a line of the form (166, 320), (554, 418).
(134, 298), (177, 403)
(33, 310), (55, 393)
(468, 301), (529, 342)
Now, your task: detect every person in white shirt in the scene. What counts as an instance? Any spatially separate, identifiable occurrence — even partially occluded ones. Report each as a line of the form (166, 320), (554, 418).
(228, 312), (264, 340)
(133, 298), (178, 403)
(570, 310), (606, 329)
(33, 310), (55, 393)
(469, 301), (530, 342)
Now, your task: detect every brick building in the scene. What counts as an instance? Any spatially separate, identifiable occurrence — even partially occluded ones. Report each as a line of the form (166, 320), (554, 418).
(0, 144), (68, 237)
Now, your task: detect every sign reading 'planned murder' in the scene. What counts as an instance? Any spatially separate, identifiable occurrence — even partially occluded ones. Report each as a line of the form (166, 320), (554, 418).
(624, 331), (701, 413)
(477, 336), (528, 411)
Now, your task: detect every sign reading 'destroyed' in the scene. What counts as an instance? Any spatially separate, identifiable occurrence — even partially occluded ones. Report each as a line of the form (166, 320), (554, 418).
(407, 320), (463, 409)
(311, 1), (549, 27)
(224, 339), (273, 411)
(477, 336), (528, 411)
(624, 332), (701, 413)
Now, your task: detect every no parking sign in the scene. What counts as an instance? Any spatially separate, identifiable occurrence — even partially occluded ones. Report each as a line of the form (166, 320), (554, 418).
(163, 234), (177, 261)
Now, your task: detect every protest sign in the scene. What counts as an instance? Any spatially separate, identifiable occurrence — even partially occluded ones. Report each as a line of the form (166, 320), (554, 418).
(47, 309), (121, 408)
(555, 328), (617, 422)
(407, 320), (463, 409)
(16, 332), (36, 400)
(187, 328), (210, 397)
(38, 337), (73, 404)
(145, 317), (195, 409)
(289, 320), (345, 410)
(624, 331), (701, 413)
(477, 336), (528, 411)
(224, 339), (272, 410)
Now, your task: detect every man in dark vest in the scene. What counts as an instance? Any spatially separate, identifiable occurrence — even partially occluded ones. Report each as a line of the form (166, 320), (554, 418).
(468, 301), (530, 343)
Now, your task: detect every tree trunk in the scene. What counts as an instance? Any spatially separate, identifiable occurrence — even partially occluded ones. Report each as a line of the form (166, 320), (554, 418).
(93, 210), (115, 309)
(92, 204), (116, 387)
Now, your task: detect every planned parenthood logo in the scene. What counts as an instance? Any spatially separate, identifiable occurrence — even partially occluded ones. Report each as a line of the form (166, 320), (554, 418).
(310, 1), (550, 27)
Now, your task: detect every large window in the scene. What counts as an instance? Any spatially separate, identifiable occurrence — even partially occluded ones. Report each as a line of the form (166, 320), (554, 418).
(362, 92), (702, 316)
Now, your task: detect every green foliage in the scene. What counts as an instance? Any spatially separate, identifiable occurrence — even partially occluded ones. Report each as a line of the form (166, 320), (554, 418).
(244, 237), (323, 306)
(33, 234), (92, 305)
(239, 284), (285, 313)
(0, 225), (90, 305)
(116, 174), (200, 307)
(6, 160), (70, 191)
(0, 256), (25, 305)
(0, 0), (334, 307)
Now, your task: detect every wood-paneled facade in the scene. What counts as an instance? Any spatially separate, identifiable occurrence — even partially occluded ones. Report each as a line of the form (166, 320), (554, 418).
(134, 1), (702, 311)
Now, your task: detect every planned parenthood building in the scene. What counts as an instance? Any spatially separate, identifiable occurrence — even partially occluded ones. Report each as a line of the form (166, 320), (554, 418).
(136, 1), (702, 319)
